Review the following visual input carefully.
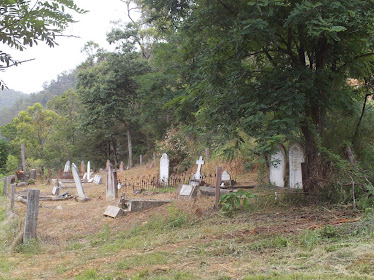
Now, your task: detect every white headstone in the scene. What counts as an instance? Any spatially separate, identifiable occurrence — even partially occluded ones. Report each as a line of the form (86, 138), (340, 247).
(269, 145), (286, 188)
(160, 153), (169, 185)
(82, 172), (87, 181)
(179, 184), (197, 199)
(192, 156), (205, 180)
(93, 175), (102, 185)
(63, 161), (71, 173)
(221, 171), (231, 181)
(87, 161), (91, 181)
(289, 143), (305, 189)
(104, 206), (124, 218)
(72, 163), (88, 201)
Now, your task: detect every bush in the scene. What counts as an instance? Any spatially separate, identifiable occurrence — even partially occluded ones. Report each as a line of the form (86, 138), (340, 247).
(6, 154), (18, 173)
(156, 126), (195, 171)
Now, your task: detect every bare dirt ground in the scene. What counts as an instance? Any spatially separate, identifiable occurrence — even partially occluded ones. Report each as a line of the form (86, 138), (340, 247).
(0, 164), (372, 280)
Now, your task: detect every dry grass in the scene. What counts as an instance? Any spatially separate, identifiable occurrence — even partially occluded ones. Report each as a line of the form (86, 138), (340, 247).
(0, 164), (372, 280)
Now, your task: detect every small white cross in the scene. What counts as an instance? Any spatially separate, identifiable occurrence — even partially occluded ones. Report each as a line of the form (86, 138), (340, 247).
(193, 156), (205, 179)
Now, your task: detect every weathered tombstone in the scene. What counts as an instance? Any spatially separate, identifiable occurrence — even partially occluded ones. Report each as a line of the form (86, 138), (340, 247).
(82, 173), (87, 181)
(10, 185), (15, 211)
(87, 161), (91, 181)
(215, 166), (223, 209)
(178, 184), (198, 200)
(52, 179), (60, 195)
(205, 148), (210, 162)
(269, 145), (286, 188)
(119, 161), (124, 171)
(106, 162), (117, 201)
(21, 143), (26, 173)
(140, 155), (143, 166)
(23, 189), (40, 243)
(159, 153), (169, 185)
(72, 163), (89, 201)
(80, 161), (86, 176)
(30, 169), (37, 180)
(63, 161), (71, 173)
(289, 143), (305, 189)
(103, 205), (124, 218)
(192, 156), (205, 180)
(93, 175), (102, 185)
(220, 170), (232, 188)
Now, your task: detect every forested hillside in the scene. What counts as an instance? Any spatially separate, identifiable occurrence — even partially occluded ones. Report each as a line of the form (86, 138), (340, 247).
(1, 0), (374, 207)
(0, 70), (77, 126)
(0, 89), (26, 110)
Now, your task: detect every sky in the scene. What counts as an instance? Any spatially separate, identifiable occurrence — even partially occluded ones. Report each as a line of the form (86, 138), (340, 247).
(1, 0), (131, 94)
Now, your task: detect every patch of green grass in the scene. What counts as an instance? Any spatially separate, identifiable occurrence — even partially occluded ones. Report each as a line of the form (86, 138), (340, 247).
(75, 269), (99, 280)
(66, 241), (86, 251)
(156, 187), (177, 193)
(15, 239), (42, 254)
(0, 257), (13, 273)
(250, 236), (290, 252)
(117, 251), (170, 270)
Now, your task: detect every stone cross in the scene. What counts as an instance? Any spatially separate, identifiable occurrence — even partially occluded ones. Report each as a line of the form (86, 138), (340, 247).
(193, 156), (205, 180)
(269, 145), (286, 188)
(72, 163), (88, 201)
(289, 143), (305, 189)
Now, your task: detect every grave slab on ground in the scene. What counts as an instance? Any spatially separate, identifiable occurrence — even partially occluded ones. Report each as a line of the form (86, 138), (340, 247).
(178, 184), (198, 200)
(104, 206), (124, 218)
(122, 199), (173, 212)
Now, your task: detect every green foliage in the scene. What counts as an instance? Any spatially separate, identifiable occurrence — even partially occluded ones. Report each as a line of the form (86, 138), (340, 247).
(156, 126), (194, 171)
(5, 154), (18, 173)
(15, 239), (41, 254)
(0, 1), (85, 88)
(75, 269), (99, 280)
(0, 140), (10, 173)
(219, 190), (255, 213)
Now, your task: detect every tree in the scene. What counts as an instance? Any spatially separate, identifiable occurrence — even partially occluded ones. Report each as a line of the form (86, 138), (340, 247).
(0, 0), (85, 88)
(77, 51), (150, 168)
(142, 0), (374, 190)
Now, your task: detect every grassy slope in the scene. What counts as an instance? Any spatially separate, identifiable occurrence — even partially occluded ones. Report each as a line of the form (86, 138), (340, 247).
(0, 168), (373, 280)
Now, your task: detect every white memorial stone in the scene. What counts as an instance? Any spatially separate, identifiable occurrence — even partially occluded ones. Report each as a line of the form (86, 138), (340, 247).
(93, 175), (102, 185)
(179, 184), (197, 199)
(192, 156), (205, 180)
(160, 153), (169, 185)
(72, 163), (88, 201)
(87, 161), (91, 181)
(269, 145), (286, 188)
(83, 172), (87, 181)
(289, 143), (305, 189)
(63, 161), (71, 173)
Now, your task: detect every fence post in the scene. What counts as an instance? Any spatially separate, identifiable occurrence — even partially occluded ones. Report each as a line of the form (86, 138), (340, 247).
(10, 185), (15, 211)
(23, 189), (40, 243)
(3, 177), (8, 197)
(215, 167), (222, 209)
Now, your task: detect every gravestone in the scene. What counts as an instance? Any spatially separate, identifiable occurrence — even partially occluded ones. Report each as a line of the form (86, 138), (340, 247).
(159, 153), (169, 185)
(80, 161), (86, 176)
(82, 173), (87, 181)
(104, 206), (124, 218)
(72, 163), (89, 201)
(52, 179), (60, 195)
(93, 175), (102, 185)
(119, 161), (124, 171)
(30, 169), (37, 180)
(23, 189), (40, 243)
(220, 170), (232, 188)
(87, 161), (91, 181)
(289, 143), (305, 189)
(106, 162), (117, 201)
(192, 156), (205, 180)
(269, 145), (286, 188)
(64, 161), (71, 173)
(178, 184), (198, 200)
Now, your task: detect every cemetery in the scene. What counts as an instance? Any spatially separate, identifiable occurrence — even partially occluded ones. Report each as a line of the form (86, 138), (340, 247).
(0, 150), (369, 279)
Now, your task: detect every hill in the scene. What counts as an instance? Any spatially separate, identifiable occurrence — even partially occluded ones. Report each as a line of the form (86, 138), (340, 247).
(0, 88), (27, 110)
(0, 69), (77, 126)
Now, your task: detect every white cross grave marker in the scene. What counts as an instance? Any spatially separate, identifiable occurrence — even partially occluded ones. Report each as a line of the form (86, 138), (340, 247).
(193, 156), (205, 180)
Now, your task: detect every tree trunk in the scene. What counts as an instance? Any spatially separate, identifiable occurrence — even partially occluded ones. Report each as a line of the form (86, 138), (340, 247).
(127, 128), (133, 169)
(111, 135), (118, 168)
